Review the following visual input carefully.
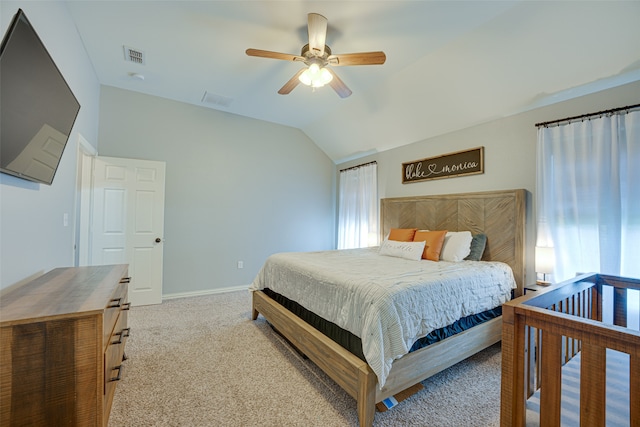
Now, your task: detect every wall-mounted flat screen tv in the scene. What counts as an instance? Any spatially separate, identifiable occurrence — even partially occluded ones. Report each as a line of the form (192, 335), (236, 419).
(0, 8), (80, 185)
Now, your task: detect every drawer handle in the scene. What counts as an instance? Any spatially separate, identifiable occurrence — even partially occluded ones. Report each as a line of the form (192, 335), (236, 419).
(122, 302), (131, 311)
(109, 365), (123, 382)
(120, 277), (131, 284)
(111, 328), (131, 345)
(108, 298), (122, 308)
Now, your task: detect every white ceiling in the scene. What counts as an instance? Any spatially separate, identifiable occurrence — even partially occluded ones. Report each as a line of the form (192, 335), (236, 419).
(66, 1), (640, 163)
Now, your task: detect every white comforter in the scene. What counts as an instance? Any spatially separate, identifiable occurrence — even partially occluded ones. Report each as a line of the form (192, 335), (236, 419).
(249, 247), (515, 387)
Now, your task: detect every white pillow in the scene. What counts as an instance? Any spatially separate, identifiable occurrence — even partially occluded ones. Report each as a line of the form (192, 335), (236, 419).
(440, 231), (473, 262)
(379, 239), (426, 261)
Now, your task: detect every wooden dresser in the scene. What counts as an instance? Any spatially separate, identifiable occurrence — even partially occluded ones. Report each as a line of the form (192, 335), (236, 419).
(0, 265), (130, 426)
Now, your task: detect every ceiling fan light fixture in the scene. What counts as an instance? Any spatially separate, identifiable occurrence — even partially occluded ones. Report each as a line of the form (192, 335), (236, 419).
(299, 63), (333, 88)
(319, 67), (333, 85)
(246, 13), (383, 97)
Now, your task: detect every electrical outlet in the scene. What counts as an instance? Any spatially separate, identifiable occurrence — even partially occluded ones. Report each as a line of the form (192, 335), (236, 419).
(237, 261), (243, 269)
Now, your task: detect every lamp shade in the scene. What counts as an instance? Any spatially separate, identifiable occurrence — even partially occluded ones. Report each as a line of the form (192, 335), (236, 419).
(299, 63), (333, 88)
(535, 246), (555, 274)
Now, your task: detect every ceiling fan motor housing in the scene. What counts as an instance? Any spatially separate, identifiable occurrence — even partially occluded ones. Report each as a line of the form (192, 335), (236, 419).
(301, 43), (331, 60)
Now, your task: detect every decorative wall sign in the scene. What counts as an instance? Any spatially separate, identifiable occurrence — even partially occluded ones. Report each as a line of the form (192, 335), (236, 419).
(402, 147), (484, 184)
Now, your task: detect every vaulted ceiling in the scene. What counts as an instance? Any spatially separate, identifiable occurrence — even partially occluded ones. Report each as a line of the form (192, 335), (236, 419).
(66, 1), (640, 163)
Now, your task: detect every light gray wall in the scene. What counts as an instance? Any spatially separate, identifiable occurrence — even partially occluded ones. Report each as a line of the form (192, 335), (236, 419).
(0, 1), (101, 289)
(337, 81), (640, 285)
(2, 1), (636, 297)
(97, 86), (336, 297)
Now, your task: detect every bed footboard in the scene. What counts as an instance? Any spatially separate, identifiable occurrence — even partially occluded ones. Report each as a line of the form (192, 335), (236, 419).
(501, 274), (640, 426)
(254, 289), (505, 427)
(253, 290), (377, 427)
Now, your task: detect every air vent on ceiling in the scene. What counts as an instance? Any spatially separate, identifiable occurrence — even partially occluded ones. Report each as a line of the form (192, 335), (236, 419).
(123, 46), (145, 65)
(202, 91), (233, 108)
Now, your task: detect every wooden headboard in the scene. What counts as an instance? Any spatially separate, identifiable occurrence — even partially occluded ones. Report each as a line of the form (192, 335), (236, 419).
(380, 189), (527, 296)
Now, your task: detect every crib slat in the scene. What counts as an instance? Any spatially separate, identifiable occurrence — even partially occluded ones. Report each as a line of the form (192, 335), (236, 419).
(536, 328), (543, 393)
(632, 352), (639, 427)
(613, 287), (627, 327)
(500, 304), (527, 427)
(580, 343), (606, 427)
(526, 326), (537, 397)
(540, 330), (562, 427)
(591, 284), (603, 322)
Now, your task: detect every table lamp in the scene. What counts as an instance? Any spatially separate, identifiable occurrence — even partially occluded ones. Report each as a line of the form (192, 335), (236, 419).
(535, 246), (554, 285)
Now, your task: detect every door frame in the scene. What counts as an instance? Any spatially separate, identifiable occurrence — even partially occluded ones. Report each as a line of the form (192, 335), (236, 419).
(73, 134), (97, 267)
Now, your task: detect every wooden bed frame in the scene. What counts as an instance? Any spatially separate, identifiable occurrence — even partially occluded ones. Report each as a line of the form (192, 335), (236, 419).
(252, 188), (527, 427)
(501, 273), (640, 426)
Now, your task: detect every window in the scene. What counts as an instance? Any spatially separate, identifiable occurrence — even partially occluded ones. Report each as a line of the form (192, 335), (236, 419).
(537, 108), (639, 326)
(537, 109), (639, 280)
(337, 162), (378, 249)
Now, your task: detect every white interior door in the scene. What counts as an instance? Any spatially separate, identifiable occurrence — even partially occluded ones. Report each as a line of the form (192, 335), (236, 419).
(91, 156), (166, 306)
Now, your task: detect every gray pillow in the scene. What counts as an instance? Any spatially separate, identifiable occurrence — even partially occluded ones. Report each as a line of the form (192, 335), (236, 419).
(464, 234), (487, 261)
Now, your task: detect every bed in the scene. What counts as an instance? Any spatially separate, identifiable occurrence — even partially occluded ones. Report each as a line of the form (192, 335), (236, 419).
(501, 273), (640, 426)
(251, 188), (527, 427)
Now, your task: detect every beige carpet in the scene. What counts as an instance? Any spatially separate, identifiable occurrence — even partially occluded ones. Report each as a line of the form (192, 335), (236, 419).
(108, 291), (502, 427)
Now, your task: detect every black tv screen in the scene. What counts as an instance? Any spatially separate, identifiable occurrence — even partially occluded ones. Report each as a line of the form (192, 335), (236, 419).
(0, 9), (80, 185)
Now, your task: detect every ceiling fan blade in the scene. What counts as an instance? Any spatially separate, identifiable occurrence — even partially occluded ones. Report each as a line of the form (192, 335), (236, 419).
(246, 48), (304, 62)
(328, 51), (386, 66)
(307, 13), (327, 56)
(278, 69), (306, 95)
(327, 69), (352, 98)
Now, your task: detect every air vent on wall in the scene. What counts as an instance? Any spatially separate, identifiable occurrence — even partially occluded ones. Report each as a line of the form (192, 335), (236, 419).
(123, 46), (145, 65)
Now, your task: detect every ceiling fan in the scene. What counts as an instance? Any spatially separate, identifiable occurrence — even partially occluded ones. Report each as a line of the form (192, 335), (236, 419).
(246, 13), (386, 98)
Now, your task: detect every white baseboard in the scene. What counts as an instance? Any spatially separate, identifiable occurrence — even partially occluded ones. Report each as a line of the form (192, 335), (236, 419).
(162, 284), (250, 301)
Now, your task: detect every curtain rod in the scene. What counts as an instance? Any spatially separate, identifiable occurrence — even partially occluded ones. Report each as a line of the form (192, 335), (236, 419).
(340, 161), (377, 173)
(535, 103), (640, 128)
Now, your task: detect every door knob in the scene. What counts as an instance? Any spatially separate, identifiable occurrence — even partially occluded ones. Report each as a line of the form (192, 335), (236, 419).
(155, 238), (162, 243)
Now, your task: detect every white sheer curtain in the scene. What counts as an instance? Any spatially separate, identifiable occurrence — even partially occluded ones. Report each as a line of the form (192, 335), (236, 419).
(337, 162), (378, 249)
(537, 109), (640, 282)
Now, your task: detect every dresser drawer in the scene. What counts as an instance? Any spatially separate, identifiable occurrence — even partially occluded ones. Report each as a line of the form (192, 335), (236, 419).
(104, 302), (129, 424)
(103, 276), (130, 353)
(105, 311), (129, 391)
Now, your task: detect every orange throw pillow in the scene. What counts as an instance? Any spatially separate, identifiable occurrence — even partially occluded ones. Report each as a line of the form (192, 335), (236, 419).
(388, 228), (418, 242)
(413, 230), (448, 261)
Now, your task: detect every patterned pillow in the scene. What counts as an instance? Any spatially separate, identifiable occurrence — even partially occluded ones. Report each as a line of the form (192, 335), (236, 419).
(379, 239), (426, 261)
